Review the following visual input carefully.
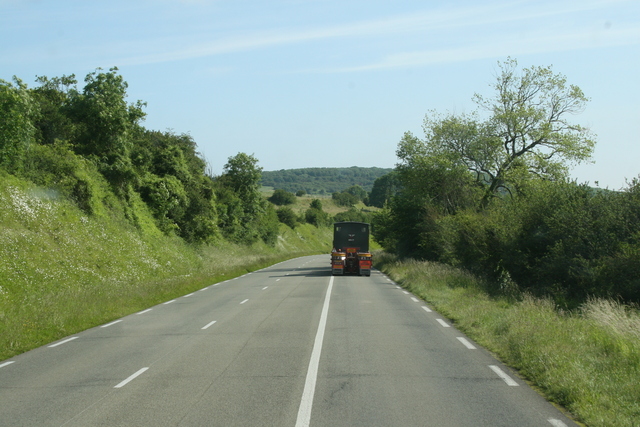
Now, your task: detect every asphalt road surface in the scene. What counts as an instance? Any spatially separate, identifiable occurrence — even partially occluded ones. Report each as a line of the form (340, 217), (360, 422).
(0, 255), (578, 426)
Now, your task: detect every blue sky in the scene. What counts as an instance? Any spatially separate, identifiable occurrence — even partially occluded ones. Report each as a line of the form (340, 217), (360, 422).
(2, 0), (639, 189)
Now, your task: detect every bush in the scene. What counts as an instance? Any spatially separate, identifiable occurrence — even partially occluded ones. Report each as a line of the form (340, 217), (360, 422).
(269, 188), (296, 205)
(276, 206), (297, 228)
(333, 208), (371, 223)
(332, 191), (359, 207)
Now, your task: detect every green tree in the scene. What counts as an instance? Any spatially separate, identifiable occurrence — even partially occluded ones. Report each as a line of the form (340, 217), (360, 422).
(0, 77), (38, 172)
(369, 171), (400, 208)
(305, 198), (330, 227)
(276, 206), (298, 228)
(421, 58), (595, 206)
(68, 67), (146, 191)
(344, 185), (368, 201)
(220, 152), (262, 216)
(269, 188), (296, 205)
(332, 191), (359, 207)
(31, 74), (78, 146)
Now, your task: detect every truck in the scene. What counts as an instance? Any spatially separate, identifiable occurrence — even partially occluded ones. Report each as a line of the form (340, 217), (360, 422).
(330, 221), (372, 276)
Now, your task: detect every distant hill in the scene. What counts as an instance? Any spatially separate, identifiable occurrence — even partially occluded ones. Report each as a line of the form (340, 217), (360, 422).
(261, 167), (393, 195)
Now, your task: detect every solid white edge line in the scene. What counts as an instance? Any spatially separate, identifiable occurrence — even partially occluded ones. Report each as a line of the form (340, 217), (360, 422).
(202, 320), (217, 330)
(48, 337), (78, 348)
(114, 367), (149, 388)
(489, 365), (519, 386)
(136, 308), (152, 315)
(436, 318), (450, 328)
(548, 418), (568, 427)
(0, 361), (15, 368)
(184, 293), (194, 298)
(101, 320), (123, 328)
(163, 299), (176, 305)
(240, 299), (249, 304)
(456, 337), (477, 349)
(421, 306), (432, 313)
(295, 275), (334, 427)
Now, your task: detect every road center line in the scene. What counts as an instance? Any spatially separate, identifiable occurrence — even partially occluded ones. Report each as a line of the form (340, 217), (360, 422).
(240, 299), (249, 304)
(101, 320), (122, 328)
(262, 286), (268, 290)
(114, 367), (149, 388)
(48, 337), (78, 348)
(489, 365), (519, 386)
(295, 275), (334, 427)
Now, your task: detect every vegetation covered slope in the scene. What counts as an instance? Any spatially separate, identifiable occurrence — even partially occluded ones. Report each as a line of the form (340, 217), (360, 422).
(0, 173), (331, 361)
(0, 68), (340, 360)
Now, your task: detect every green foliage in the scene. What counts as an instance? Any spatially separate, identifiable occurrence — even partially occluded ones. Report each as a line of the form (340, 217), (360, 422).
(368, 171), (400, 208)
(310, 198), (323, 210)
(375, 59), (623, 306)
(304, 199), (331, 227)
(132, 130), (218, 243)
(295, 190), (306, 197)
(414, 58), (595, 206)
(21, 141), (107, 215)
(333, 208), (371, 223)
(260, 166), (393, 195)
(332, 191), (359, 207)
(66, 67), (146, 192)
(220, 152), (263, 216)
(276, 206), (298, 228)
(31, 74), (78, 146)
(332, 185), (369, 207)
(0, 77), (37, 172)
(269, 188), (296, 205)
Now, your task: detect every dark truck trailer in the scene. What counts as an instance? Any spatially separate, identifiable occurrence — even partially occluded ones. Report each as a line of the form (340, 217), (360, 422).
(331, 221), (372, 276)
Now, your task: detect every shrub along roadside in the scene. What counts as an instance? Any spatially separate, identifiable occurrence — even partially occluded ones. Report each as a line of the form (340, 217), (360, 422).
(375, 252), (640, 427)
(0, 174), (331, 361)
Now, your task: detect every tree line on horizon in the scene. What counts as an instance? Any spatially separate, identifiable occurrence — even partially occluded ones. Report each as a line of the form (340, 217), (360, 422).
(260, 166), (392, 195)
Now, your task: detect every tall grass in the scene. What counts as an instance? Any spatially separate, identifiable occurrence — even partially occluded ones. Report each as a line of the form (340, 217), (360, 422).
(0, 175), (331, 361)
(375, 252), (640, 427)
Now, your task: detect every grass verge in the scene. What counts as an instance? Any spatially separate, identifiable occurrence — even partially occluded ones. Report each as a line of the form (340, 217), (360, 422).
(0, 175), (331, 361)
(374, 252), (640, 427)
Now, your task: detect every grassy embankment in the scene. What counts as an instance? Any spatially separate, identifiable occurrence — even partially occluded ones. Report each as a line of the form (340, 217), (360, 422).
(0, 175), (332, 362)
(375, 252), (640, 427)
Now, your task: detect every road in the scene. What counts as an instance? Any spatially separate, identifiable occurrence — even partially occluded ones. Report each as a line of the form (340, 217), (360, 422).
(0, 255), (577, 426)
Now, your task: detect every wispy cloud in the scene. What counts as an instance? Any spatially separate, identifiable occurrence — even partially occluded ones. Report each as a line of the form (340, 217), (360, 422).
(315, 24), (640, 73)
